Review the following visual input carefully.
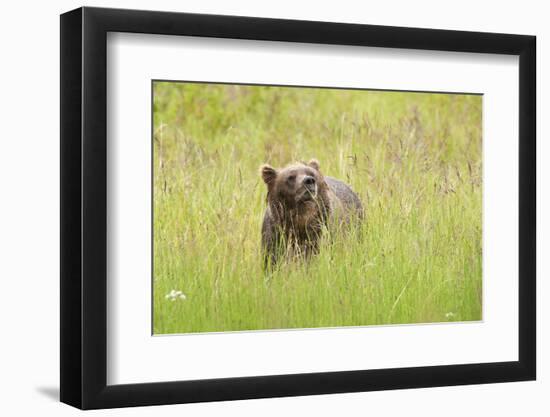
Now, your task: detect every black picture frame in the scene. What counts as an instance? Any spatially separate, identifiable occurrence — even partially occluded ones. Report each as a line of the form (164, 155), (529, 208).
(60, 6), (536, 410)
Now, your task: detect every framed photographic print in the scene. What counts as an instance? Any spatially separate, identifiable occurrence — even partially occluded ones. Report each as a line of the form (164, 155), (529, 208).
(60, 6), (536, 409)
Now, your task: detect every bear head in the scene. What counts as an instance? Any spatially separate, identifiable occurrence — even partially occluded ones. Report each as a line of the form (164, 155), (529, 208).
(259, 159), (330, 226)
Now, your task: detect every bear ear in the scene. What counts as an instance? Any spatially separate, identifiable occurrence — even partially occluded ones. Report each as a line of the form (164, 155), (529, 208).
(307, 159), (320, 171)
(260, 164), (277, 185)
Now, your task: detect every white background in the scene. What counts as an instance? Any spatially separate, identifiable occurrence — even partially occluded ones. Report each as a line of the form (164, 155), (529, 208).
(108, 34), (519, 384)
(0, 0), (546, 416)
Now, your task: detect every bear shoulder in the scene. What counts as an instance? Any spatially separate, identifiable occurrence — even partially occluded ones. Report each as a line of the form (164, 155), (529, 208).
(325, 176), (363, 213)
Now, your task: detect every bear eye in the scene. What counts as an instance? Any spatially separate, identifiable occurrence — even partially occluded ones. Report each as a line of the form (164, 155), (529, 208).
(287, 175), (296, 183)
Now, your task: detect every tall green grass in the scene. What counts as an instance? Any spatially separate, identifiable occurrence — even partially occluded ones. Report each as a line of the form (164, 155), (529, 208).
(153, 82), (482, 334)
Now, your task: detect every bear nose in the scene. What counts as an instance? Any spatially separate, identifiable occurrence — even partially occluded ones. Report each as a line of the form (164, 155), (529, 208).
(303, 176), (316, 186)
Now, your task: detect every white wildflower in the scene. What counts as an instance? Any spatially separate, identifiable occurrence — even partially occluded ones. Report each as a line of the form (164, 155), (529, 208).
(165, 289), (187, 301)
(445, 312), (455, 319)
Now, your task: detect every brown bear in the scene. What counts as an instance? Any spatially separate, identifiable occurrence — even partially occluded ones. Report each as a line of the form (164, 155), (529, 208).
(260, 159), (363, 268)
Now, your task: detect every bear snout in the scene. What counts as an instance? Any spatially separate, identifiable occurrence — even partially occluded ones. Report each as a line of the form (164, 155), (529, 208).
(303, 175), (316, 187)
(298, 184), (317, 202)
(301, 176), (317, 199)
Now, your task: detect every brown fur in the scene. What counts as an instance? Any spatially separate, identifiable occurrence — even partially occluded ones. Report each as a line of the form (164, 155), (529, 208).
(260, 159), (363, 268)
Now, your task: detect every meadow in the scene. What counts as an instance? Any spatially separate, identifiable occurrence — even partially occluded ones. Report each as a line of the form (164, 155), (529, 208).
(152, 81), (482, 334)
